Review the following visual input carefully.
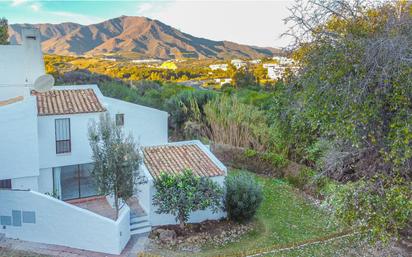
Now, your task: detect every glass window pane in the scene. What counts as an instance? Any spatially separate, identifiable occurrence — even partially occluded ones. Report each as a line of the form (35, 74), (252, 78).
(79, 163), (98, 198)
(60, 165), (79, 200)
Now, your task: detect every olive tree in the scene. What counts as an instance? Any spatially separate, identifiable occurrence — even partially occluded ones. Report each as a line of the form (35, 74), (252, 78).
(88, 113), (145, 219)
(0, 18), (8, 45)
(152, 170), (223, 229)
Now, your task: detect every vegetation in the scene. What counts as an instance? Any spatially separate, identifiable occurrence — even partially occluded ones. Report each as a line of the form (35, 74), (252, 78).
(41, 0), (411, 245)
(152, 170), (223, 229)
(88, 113), (145, 219)
(154, 170), (343, 256)
(0, 18), (8, 45)
(224, 172), (263, 222)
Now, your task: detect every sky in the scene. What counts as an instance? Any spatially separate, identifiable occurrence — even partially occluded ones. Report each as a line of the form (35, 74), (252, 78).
(0, 0), (295, 48)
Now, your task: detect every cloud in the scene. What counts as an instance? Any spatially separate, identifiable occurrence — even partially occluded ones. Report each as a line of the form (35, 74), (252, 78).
(11, 0), (27, 7)
(30, 3), (40, 12)
(144, 0), (295, 48)
(137, 3), (154, 14)
(49, 11), (103, 25)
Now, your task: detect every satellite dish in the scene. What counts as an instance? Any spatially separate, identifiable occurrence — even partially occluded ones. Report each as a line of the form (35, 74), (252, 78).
(33, 74), (54, 92)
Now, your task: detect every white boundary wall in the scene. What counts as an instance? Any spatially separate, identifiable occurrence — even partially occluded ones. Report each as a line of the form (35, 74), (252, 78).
(0, 190), (130, 255)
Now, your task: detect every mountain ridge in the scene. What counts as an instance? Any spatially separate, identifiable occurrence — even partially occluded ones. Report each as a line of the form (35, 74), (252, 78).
(9, 16), (281, 59)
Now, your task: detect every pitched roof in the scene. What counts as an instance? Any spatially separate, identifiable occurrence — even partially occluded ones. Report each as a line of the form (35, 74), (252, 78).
(32, 89), (106, 116)
(143, 143), (225, 178)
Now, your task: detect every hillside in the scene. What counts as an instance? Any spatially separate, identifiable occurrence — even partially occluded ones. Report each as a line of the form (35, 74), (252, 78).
(9, 16), (281, 59)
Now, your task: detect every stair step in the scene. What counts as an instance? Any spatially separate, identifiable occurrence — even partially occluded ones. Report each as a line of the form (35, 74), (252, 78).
(130, 219), (149, 226)
(131, 221), (150, 230)
(130, 215), (149, 223)
(130, 224), (152, 235)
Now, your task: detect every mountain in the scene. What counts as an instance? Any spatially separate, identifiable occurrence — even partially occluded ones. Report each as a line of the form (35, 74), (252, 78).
(9, 16), (281, 59)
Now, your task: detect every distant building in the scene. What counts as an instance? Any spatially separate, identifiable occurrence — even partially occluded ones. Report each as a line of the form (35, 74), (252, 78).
(101, 57), (117, 62)
(131, 59), (162, 64)
(267, 65), (286, 80)
(160, 61), (178, 70)
(272, 56), (294, 65)
(231, 59), (247, 69)
(209, 64), (228, 71)
(214, 78), (232, 85)
(249, 59), (261, 64)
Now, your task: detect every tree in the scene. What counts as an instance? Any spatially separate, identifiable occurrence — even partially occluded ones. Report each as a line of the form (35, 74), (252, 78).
(88, 113), (145, 219)
(0, 18), (8, 45)
(152, 170), (223, 229)
(283, 0), (412, 241)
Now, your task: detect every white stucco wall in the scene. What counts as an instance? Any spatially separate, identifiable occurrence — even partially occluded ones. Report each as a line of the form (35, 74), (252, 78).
(0, 190), (130, 255)
(104, 97), (168, 146)
(37, 168), (53, 194)
(0, 96), (39, 183)
(37, 112), (100, 169)
(0, 29), (44, 101)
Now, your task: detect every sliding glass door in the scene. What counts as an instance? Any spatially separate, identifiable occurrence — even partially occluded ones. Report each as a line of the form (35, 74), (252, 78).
(53, 163), (98, 201)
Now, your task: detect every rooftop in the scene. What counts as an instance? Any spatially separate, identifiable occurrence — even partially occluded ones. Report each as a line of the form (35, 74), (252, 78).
(32, 89), (106, 116)
(143, 143), (225, 178)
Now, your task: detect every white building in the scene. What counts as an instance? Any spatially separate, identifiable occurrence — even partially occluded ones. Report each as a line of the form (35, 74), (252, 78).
(131, 59), (162, 64)
(272, 56), (294, 65)
(214, 78), (232, 86)
(266, 64), (286, 80)
(209, 63), (228, 71)
(0, 29), (227, 255)
(230, 59), (247, 69)
(249, 59), (261, 64)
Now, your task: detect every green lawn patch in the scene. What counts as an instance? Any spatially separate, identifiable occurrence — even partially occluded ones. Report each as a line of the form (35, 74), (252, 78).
(195, 169), (343, 256)
(146, 169), (345, 256)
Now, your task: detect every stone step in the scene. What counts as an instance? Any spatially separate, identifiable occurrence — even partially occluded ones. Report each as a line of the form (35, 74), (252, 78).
(130, 220), (150, 231)
(130, 224), (152, 235)
(131, 219), (149, 227)
(130, 215), (148, 224)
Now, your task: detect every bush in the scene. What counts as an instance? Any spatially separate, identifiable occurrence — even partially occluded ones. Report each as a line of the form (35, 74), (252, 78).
(152, 170), (223, 228)
(225, 172), (263, 222)
(286, 167), (316, 189)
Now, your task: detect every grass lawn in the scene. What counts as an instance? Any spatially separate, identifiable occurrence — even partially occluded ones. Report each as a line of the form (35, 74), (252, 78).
(148, 169), (345, 256)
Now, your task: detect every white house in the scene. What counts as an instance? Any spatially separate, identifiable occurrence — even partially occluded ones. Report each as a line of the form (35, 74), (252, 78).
(209, 63), (228, 71)
(230, 59), (247, 69)
(0, 29), (227, 255)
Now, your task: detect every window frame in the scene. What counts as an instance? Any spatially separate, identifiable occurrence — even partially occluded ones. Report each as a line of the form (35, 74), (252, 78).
(55, 118), (71, 154)
(115, 113), (125, 126)
(0, 179), (12, 189)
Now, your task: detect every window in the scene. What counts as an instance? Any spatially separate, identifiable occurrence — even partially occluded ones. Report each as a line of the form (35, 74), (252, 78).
(116, 113), (124, 126)
(55, 118), (71, 154)
(53, 163), (97, 200)
(0, 179), (11, 189)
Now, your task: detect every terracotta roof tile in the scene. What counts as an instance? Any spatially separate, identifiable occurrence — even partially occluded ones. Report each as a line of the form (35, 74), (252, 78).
(143, 144), (225, 178)
(32, 89), (106, 116)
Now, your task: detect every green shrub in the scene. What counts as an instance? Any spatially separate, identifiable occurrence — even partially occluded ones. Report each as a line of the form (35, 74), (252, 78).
(152, 170), (223, 228)
(286, 167), (316, 189)
(243, 148), (258, 158)
(225, 172), (263, 222)
(261, 152), (288, 168)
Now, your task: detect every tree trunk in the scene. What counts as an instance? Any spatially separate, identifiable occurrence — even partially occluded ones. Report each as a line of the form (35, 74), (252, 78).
(178, 212), (185, 229)
(114, 187), (119, 220)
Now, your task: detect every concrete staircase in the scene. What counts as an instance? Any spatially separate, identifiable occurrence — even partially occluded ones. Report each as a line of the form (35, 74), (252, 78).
(130, 213), (151, 235)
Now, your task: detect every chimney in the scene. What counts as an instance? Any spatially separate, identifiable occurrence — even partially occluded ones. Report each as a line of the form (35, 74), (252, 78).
(21, 28), (45, 85)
